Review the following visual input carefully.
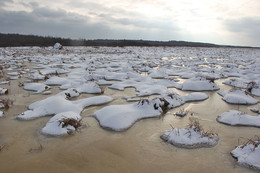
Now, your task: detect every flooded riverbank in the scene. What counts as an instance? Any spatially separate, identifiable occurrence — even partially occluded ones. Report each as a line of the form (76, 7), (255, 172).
(0, 46), (259, 172)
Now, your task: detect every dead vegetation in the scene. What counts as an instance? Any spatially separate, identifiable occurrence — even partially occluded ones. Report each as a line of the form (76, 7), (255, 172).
(154, 98), (170, 114)
(206, 77), (215, 83)
(137, 97), (169, 114)
(239, 135), (260, 151)
(137, 99), (150, 105)
(65, 89), (78, 99)
(175, 108), (189, 117)
(187, 118), (217, 138)
(59, 117), (82, 135)
(246, 81), (258, 94)
(229, 87), (254, 97)
(0, 88), (8, 94)
(0, 65), (5, 79)
(18, 82), (24, 87)
(0, 144), (6, 152)
(0, 98), (13, 110)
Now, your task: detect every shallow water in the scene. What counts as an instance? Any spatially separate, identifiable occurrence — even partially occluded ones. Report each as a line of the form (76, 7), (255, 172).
(0, 47), (260, 173)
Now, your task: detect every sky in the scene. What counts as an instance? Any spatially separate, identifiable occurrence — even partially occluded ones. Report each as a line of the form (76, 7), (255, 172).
(0, 0), (260, 47)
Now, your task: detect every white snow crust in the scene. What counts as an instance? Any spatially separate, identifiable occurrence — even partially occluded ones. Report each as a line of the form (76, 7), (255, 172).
(160, 126), (219, 148)
(217, 110), (260, 127)
(231, 141), (260, 170)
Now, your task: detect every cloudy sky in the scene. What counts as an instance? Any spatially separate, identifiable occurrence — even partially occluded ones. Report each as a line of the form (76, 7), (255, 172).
(1, 0), (260, 47)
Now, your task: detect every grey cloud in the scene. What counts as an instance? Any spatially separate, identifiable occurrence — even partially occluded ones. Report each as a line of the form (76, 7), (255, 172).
(97, 13), (179, 31)
(225, 17), (260, 39)
(225, 18), (260, 32)
(0, 0), (13, 8)
(0, 7), (181, 41)
(223, 17), (260, 46)
(66, 1), (180, 31)
(0, 9), (112, 39)
(32, 7), (68, 18)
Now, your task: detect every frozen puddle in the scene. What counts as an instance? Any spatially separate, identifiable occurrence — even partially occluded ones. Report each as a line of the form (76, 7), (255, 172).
(93, 92), (208, 131)
(2, 46), (260, 172)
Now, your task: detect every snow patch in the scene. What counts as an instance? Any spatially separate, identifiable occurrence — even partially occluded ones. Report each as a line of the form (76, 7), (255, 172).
(217, 110), (260, 127)
(218, 90), (258, 105)
(231, 141), (260, 170)
(161, 126), (219, 148)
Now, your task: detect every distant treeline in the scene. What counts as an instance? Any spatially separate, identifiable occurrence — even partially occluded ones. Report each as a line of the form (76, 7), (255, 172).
(0, 33), (253, 48)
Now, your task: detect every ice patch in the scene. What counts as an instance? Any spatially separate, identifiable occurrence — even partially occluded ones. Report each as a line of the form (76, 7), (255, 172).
(217, 110), (260, 127)
(93, 92), (208, 131)
(41, 111), (82, 136)
(0, 88), (8, 95)
(24, 83), (51, 93)
(177, 77), (219, 91)
(161, 126), (219, 148)
(231, 141), (260, 170)
(17, 93), (113, 120)
(218, 90), (258, 105)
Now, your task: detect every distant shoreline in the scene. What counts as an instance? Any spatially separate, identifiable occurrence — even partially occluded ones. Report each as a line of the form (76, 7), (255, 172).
(0, 33), (258, 49)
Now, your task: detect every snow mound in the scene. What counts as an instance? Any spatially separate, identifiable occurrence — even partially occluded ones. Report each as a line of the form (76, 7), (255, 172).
(217, 110), (260, 127)
(109, 79), (178, 96)
(223, 78), (249, 88)
(0, 88), (8, 95)
(45, 76), (68, 86)
(61, 82), (103, 94)
(26, 72), (46, 80)
(41, 111), (82, 136)
(17, 92), (113, 120)
(53, 43), (62, 50)
(93, 92), (208, 131)
(93, 98), (168, 131)
(24, 83), (51, 93)
(231, 140), (260, 170)
(161, 125), (219, 148)
(218, 90), (258, 105)
(251, 108), (260, 114)
(177, 77), (219, 91)
(0, 81), (9, 85)
(183, 92), (209, 102)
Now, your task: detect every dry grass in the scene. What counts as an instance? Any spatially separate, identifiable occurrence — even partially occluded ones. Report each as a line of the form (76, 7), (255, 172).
(0, 98), (13, 110)
(246, 81), (258, 94)
(206, 77), (215, 83)
(137, 97), (169, 115)
(59, 117), (82, 135)
(0, 144), (6, 152)
(175, 108), (190, 117)
(240, 135), (260, 151)
(187, 118), (217, 138)
(137, 99), (150, 105)
(65, 89), (78, 99)
(18, 82), (24, 87)
(157, 98), (169, 114)
(0, 65), (5, 79)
